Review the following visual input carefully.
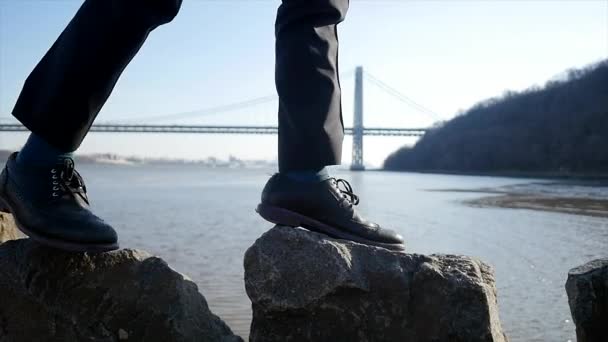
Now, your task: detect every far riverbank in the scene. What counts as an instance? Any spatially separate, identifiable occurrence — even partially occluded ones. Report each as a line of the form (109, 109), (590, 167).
(425, 178), (608, 218)
(379, 168), (608, 181)
(468, 194), (608, 218)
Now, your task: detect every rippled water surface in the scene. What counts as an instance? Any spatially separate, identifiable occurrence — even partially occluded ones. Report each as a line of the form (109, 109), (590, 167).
(80, 164), (608, 341)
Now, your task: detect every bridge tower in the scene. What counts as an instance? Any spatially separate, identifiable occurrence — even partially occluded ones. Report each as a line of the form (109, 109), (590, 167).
(350, 66), (365, 171)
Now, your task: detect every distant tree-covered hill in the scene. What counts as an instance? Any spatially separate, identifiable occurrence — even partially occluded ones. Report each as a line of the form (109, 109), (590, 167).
(384, 60), (608, 174)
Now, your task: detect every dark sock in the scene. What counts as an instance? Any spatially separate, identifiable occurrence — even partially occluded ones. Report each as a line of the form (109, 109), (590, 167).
(283, 167), (330, 183)
(17, 133), (74, 167)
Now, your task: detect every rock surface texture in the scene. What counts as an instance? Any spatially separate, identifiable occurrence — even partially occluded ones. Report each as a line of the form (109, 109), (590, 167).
(0, 237), (242, 342)
(566, 259), (608, 342)
(245, 226), (507, 342)
(0, 212), (22, 243)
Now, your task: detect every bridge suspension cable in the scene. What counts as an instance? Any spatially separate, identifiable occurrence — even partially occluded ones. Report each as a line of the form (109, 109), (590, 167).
(363, 71), (441, 120)
(117, 95), (277, 123)
(112, 68), (356, 124)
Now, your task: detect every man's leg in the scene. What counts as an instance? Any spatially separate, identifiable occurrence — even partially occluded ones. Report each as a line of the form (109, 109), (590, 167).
(13, 0), (181, 151)
(275, 0), (346, 173)
(258, 0), (405, 250)
(0, 0), (181, 252)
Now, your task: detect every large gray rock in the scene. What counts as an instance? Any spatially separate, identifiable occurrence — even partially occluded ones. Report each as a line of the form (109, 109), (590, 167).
(0, 212), (23, 243)
(566, 259), (608, 342)
(0, 238), (242, 342)
(244, 226), (507, 342)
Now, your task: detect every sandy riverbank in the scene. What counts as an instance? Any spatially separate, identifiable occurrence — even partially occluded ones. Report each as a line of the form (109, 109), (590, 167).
(429, 182), (608, 218)
(467, 194), (608, 218)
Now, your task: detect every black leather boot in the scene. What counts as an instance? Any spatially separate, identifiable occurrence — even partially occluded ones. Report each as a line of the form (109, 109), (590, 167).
(0, 153), (118, 252)
(257, 174), (405, 251)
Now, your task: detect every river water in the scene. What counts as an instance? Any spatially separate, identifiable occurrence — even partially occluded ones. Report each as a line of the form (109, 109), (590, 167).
(79, 164), (607, 341)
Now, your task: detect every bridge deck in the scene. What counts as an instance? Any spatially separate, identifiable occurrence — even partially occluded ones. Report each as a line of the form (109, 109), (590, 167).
(0, 124), (427, 137)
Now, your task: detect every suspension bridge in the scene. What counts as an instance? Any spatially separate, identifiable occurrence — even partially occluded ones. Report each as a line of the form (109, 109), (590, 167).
(0, 67), (439, 170)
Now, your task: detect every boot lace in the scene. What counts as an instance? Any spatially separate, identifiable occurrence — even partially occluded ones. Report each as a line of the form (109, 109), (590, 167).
(332, 178), (360, 205)
(50, 158), (88, 203)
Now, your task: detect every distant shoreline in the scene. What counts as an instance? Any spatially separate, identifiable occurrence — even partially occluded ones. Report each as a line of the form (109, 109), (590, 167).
(0, 149), (277, 168)
(381, 168), (608, 181)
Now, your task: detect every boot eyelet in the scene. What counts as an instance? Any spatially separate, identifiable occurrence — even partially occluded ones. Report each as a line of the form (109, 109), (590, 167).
(53, 186), (59, 191)
(52, 175), (58, 179)
(51, 169), (56, 174)
(52, 193), (59, 197)
(53, 181), (58, 185)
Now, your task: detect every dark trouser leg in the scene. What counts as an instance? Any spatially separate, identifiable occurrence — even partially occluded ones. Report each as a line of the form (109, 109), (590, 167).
(275, 0), (349, 172)
(262, 0), (404, 249)
(12, 0), (182, 152)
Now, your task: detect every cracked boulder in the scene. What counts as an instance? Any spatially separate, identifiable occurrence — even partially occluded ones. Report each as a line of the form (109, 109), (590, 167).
(0, 238), (242, 342)
(566, 258), (608, 342)
(244, 226), (507, 342)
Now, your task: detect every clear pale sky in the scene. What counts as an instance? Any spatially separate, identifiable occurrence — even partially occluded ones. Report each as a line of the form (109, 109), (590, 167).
(1, 0), (607, 166)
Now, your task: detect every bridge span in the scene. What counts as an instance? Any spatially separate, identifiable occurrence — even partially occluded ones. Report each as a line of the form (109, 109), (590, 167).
(0, 124), (428, 137)
(0, 66), (437, 170)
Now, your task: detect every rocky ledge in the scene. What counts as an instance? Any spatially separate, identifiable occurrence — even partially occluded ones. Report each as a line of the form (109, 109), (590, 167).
(244, 225), (507, 342)
(2, 211), (509, 342)
(0, 215), (242, 342)
(566, 258), (608, 342)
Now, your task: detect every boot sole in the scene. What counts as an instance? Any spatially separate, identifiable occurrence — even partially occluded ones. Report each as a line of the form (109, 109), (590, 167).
(256, 202), (405, 252)
(0, 197), (119, 253)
